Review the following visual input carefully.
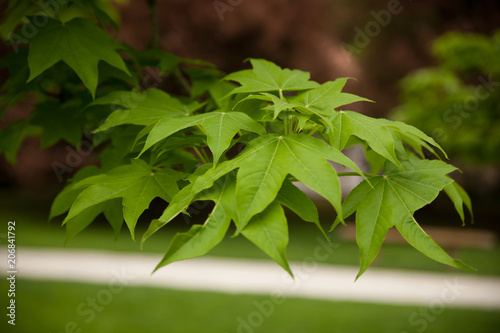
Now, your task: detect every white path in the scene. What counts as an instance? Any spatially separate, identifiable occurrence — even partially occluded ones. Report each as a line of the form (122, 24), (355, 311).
(2, 247), (500, 310)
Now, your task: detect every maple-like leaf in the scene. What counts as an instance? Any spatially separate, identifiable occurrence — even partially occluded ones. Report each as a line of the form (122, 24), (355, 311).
(224, 58), (319, 95)
(62, 159), (184, 239)
(153, 174), (235, 271)
(0, 119), (40, 164)
(237, 79), (373, 133)
(155, 134), (364, 235)
(377, 118), (448, 159)
(49, 166), (125, 241)
(276, 179), (322, 232)
(93, 89), (202, 132)
(64, 199), (123, 244)
(0, 0), (35, 40)
(330, 111), (402, 168)
(241, 201), (292, 275)
(150, 172), (293, 274)
(335, 156), (474, 279)
(27, 17), (130, 97)
(443, 181), (474, 224)
(0, 47), (34, 114)
(50, 166), (105, 221)
(290, 79), (372, 115)
(139, 111), (267, 165)
(30, 100), (85, 147)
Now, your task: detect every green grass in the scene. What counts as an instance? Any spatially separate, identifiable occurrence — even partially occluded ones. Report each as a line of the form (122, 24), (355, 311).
(1, 279), (499, 333)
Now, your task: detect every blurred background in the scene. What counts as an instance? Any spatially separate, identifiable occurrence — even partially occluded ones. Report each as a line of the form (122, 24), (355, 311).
(1, 0), (500, 332)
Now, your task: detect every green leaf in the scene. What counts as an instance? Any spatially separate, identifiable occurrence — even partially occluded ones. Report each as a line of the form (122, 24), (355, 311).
(63, 159), (184, 239)
(142, 164), (217, 244)
(289, 79), (372, 115)
(27, 17), (130, 97)
(97, 126), (143, 171)
(0, 119), (40, 164)
(224, 59), (319, 95)
(276, 179), (325, 237)
(184, 67), (224, 99)
(71, 0), (120, 30)
(64, 198), (123, 244)
(160, 134), (363, 234)
(49, 166), (105, 220)
(238, 80), (372, 133)
(277, 179), (319, 224)
(0, 0), (35, 40)
(235, 93), (296, 120)
(140, 111), (266, 165)
(331, 111), (402, 168)
(103, 198), (125, 239)
(30, 100), (84, 147)
(93, 89), (201, 132)
(241, 201), (292, 276)
(443, 181), (474, 225)
(141, 185), (196, 246)
(377, 118), (448, 159)
(0, 47), (35, 114)
(153, 174), (235, 271)
(338, 157), (474, 279)
(152, 173), (292, 275)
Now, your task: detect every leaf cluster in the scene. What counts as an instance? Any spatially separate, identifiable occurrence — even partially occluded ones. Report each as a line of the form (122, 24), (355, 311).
(0, 3), (474, 277)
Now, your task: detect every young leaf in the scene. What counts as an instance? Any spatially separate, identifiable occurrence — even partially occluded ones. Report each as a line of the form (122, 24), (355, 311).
(139, 111), (266, 165)
(92, 89), (201, 132)
(289, 79), (372, 115)
(63, 159), (184, 239)
(331, 111), (402, 168)
(337, 157), (474, 279)
(27, 17), (130, 97)
(377, 118), (448, 159)
(236, 93), (297, 120)
(224, 58), (319, 95)
(443, 181), (474, 224)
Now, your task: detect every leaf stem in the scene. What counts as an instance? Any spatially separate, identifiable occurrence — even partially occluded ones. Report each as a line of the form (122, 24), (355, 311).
(193, 146), (209, 164)
(337, 172), (379, 177)
(174, 70), (192, 96)
(147, 0), (160, 49)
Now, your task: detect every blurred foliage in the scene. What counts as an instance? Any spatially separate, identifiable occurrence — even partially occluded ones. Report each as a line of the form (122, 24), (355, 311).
(391, 31), (500, 165)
